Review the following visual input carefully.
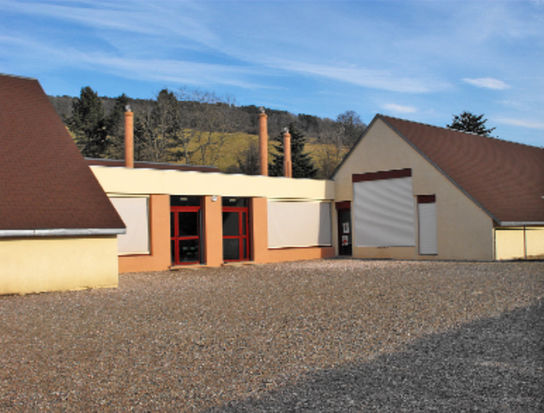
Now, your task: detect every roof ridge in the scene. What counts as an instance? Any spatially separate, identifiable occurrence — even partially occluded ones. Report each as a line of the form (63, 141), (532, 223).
(377, 113), (543, 150)
(0, 72), (38, 81)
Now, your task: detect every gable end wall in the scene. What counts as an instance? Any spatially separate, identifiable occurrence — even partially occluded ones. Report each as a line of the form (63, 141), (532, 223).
(334, 118), (494, 260)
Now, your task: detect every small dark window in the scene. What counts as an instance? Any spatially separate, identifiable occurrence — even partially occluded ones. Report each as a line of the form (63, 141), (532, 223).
(170, 195), (201, 207)
(222, 197), (248, 207)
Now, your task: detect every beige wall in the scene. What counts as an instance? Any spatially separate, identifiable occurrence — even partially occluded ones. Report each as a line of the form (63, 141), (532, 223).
(0, 236), (118, 295)
(527, 227), (544, 258)
(334, 118), (494, 260)
(91, 166), (334, 200)
(495, 227), (544, 260)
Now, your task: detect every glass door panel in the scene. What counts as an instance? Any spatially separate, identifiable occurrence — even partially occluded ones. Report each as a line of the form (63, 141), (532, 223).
(178, 239), (200, 263)
(222, 203), (250, 262)
(170, 202), (201, 265)
(178, 212), (198, 236)
(223, 238), (240, 261)
(222, 212), (239, 236)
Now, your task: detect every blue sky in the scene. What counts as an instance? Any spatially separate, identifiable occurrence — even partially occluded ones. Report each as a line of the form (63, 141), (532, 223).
(1, 0), (543, 146)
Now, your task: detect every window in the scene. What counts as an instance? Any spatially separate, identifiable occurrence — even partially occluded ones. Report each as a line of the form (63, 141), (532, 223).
(417, 195), (437, 255)
(267, 201), (332, 248)
(353, 169), (415, 247)
(110, 197), (150, 254)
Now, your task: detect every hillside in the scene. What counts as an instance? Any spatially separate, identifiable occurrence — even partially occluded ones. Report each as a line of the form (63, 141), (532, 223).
(49, 92), (362, 178)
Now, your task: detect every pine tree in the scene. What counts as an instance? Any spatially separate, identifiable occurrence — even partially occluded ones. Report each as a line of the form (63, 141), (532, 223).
(269, 123), (317, 178)
(447, 112), (496, 137)
(68, 86), (108, 158)
(104, 93), (129, 159)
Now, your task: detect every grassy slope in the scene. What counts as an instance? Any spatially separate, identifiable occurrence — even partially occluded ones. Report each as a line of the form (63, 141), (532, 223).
(169, 130), (349, 178)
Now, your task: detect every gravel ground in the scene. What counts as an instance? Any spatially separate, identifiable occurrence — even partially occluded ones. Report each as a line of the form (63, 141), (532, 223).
(0, 259), (542, 412)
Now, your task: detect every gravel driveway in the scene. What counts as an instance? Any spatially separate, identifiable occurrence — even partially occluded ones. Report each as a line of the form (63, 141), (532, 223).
(1, 259), (542, 411)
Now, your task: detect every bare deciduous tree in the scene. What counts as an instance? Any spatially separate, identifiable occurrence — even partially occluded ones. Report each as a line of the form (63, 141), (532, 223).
(177, 88), (238, 166)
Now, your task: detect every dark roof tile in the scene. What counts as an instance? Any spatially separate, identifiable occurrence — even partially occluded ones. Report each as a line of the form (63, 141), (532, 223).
(379, 115), (544, 224)
(0, 74), (125, 232)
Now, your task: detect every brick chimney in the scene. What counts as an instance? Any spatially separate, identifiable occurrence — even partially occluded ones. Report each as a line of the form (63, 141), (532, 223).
(258, 107), (268, 176)
(124, 105), (134, 168)
(283, 127), (292, 178)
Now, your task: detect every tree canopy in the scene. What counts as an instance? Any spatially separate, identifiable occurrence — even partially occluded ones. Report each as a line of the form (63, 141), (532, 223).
(55, 87), (361, 178)
(336, 110), (366, 146)
(68, 87), (109, 158)
(447, 112), (496, 137)
(269, 123), (317, 178)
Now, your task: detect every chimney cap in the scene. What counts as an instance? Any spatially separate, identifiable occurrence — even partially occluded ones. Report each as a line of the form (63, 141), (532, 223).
(125, 104), (132, 112)
(259, 106), (265, 114)
(282, 127), (290, 134)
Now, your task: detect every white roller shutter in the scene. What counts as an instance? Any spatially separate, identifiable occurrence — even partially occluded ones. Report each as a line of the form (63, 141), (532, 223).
(110, 197), (150, 254)
(418, 202), (437, 254)
(353, 177), (415, 247)
(268, 201), (332, 248)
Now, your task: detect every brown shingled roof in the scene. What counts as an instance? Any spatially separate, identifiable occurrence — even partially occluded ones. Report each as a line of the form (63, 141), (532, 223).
(0, 74), (125, 234)
(378, 115), (544, 224)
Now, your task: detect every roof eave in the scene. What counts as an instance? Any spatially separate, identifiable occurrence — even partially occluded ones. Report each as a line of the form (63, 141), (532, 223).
(0, 228), (126, 238)
(497, 221), (544, 227)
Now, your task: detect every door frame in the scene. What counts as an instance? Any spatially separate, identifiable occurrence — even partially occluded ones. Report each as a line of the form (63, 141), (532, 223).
(170, 205), (202, 265)
(222, 205), (250, 262)
(336, 201), (352, 256)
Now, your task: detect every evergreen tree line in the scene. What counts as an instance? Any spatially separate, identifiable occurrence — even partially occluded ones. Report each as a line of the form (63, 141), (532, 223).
(52, 86), (367, 178)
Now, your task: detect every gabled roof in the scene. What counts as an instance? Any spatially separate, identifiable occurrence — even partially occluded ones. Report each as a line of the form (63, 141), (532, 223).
(0, 74), (125, 236)
(334, 114), (544, 225)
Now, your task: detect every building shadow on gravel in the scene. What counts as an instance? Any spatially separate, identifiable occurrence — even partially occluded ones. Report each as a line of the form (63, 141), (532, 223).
(208, 300), (543, 412)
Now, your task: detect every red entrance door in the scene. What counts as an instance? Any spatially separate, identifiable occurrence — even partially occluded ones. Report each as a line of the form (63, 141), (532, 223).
(222, 202), (250, 262)
(170, 205), (201, 265)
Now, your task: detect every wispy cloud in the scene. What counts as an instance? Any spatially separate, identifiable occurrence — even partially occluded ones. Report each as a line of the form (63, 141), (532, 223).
(265, 59), (449, 93)
(0, 0), (217, 47)
(462, 77), (510, 90)
(0, 35), (266, 90)
(85, 55), (264, 89)
(495, 117), (544, 130)
(1, 0), (543, 145)
(381, 103), (417, 114)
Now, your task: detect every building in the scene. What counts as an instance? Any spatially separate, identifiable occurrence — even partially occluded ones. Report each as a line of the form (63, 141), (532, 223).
(0, 74), (125, 294)
(87, 109), (334, 273)
(332, 115), (544, 261)
(1, 74), (543, 294)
